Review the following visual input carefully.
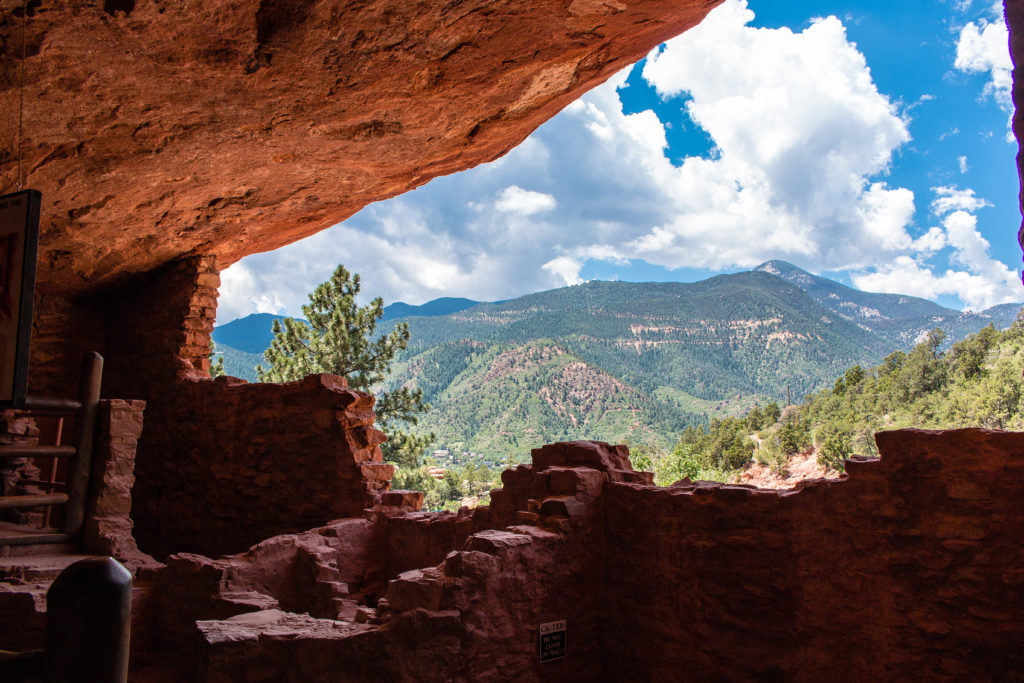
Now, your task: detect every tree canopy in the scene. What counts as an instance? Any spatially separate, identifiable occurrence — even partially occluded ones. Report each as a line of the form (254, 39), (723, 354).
(257, 265), (433, 467)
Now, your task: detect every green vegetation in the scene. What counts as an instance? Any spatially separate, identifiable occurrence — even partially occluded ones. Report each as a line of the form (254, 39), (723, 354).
(625, 312), (1024, 483)
(391, 340), (699, 460)
(627, 441), (740, 486)
(209, 340), (225, 378)
(398, 273), (893, 405)
(256, 265), (434, 468)
(794, 319), (1024, 471)
(392, 461), (497, 512)
(219, 265), (1021, 495)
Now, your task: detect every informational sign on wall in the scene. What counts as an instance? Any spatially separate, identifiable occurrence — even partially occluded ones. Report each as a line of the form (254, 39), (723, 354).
(538, 619), (566, 663)
(0, 190), (40, 406)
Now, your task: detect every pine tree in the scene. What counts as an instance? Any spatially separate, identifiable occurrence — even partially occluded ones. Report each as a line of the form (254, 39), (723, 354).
(256, 265), (434, 467)
(209, 340), (225, 378)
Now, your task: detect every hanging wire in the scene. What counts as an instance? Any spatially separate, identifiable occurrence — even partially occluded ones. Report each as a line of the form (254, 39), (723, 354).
(16, 0), (27, 190)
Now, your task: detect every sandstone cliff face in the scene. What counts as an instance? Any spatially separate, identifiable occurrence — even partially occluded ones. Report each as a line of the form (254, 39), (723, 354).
(0, 0), (721, 297)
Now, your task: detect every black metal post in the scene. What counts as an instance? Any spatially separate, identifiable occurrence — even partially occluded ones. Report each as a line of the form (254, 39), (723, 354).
(45, 557), (131, 683)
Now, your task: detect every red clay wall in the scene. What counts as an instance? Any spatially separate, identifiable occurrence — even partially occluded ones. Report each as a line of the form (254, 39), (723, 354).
(132, 373), (392, 559)
(46, 254), (399, 559)
(601, 428), (1024, 680)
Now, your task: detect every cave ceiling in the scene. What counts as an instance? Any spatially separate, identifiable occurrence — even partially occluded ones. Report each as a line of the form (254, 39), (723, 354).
(0, 0), (722, 296)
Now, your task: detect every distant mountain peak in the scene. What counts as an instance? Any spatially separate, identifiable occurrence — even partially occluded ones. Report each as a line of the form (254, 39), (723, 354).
(750, 259), (1020, 345)
(380, 297), (483, 321)
(753, 260), (818, 288)
(754, 260), (805, 275)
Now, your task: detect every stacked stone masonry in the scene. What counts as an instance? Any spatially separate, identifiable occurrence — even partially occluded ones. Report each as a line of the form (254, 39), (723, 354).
(118, 435), (1024, 680)
(132, 373), (392, 558)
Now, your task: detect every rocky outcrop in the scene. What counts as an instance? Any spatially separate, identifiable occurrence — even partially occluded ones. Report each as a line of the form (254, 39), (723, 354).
(131, 373), (392, 559)
(124, 432), (1024, 681)
(0, 0), (722, 299)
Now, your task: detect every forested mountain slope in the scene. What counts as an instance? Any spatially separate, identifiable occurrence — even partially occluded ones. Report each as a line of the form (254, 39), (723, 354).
(635, 315), (1024, 488)
(382, 272), (908, 458)
(754, 260), (1020, 345)
(213, 265), (1020, 462)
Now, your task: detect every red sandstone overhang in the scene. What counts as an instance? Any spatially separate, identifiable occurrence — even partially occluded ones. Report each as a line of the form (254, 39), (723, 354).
(0, 0), (723, 297)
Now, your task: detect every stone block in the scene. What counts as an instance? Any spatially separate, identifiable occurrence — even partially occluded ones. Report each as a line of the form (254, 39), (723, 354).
(531, 440), (632, 472)
(540, 495), (586, 520)
(381, 489), (424, 511)
(386, 569), (444, 612)
(464, 529), (534, 555)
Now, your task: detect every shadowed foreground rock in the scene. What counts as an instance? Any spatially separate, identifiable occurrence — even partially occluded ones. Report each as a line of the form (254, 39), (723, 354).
(124, 433), (1024, 681)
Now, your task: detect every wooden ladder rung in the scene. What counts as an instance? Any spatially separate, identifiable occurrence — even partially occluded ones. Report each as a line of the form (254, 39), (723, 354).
(0, 493), (69, 510)
(0, 445), (76, 459)
(17, 479), (66, 489)
(19, 396), (82, 413)
(0, 533), (76, 546)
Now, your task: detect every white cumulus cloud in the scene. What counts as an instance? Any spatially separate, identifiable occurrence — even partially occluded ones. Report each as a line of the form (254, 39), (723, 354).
(495, 186), (557, 215)
(542, 256), (585, 286)
(852, 186), (1021, 310)
(217, 0), (1020, 322)
(931, 185), (992, 214)
(955, 5), (1013, 139)
(620, 0), (914, 270)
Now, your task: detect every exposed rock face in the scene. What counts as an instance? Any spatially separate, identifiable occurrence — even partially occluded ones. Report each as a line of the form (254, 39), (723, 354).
(0, 0), (721, 298)
(132, 373), (393, 558)
(125, 433), (1024, 681)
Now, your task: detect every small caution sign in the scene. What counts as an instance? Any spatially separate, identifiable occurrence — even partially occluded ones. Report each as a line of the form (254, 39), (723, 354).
(538, 619), (566, 662)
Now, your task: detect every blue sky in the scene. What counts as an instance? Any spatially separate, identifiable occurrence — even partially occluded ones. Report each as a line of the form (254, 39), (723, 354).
(218, 0), (1022, 323)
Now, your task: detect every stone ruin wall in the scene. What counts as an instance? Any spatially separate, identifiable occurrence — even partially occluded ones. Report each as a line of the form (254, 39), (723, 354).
(20, 251), (396, 559)
(116, 435), (1024, 681)
(602, 429), (1024, 680)
(131, 372), (394, 559)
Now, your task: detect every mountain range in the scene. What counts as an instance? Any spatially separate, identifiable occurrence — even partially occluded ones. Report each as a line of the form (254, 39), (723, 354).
(212, 261), (1020, 459)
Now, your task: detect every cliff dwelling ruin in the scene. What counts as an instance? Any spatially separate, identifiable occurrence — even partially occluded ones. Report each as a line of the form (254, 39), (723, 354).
(1, 0), (1024, 679)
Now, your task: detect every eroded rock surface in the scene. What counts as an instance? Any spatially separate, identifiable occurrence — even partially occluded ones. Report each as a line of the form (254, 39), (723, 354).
(135, 433), (1024, 681)
(0, 0), (721, 296)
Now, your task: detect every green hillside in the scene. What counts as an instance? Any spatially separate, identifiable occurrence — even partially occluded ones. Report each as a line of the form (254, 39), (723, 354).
(388, 340), (697, 460)
(396, 272), (892, 403)
(796, 318), (1024, 458)
(213, 344), (264, 380)
(213, 265), (1021, 469)
(754, 260), (1021, 346)
(634, 311), (1024, 487)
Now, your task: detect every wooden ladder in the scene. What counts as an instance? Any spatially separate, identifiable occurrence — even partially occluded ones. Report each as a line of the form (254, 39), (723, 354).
(0, 353), (103, 550)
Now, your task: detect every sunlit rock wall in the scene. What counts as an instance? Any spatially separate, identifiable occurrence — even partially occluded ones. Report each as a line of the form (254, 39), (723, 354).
(0, 0), (724, 398)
